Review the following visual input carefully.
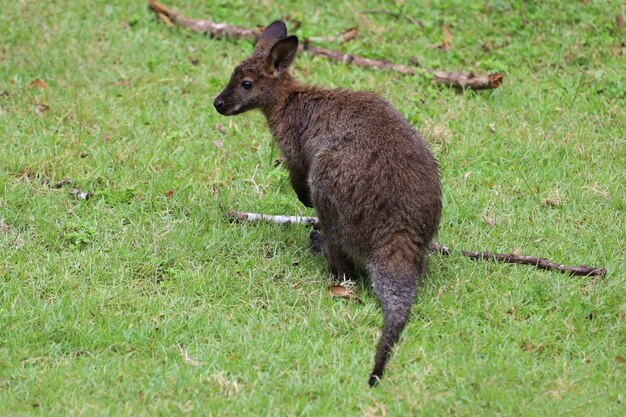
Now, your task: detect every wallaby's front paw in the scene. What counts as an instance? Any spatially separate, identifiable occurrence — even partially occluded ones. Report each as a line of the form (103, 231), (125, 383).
(309, 230), (324, 254)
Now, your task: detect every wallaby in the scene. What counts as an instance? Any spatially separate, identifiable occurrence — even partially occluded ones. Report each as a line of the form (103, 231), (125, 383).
(214, 21), (442, 386)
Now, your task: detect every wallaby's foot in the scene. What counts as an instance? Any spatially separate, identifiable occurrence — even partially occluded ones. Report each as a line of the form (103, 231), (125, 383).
(310, 230), (324, 254)
(368, 373), (381, 387)
(323, 237), (356, 280)
(311, 230), (356, 279)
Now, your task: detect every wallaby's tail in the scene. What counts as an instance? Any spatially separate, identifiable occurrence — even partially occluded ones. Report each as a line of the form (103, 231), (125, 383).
(368, 264), (419, 387)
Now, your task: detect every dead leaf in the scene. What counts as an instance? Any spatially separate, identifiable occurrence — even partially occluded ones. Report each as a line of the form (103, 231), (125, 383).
(329, 284), (350, 299)
(488, 123), (496, 133)
(113, 80), (131, 87)
(34, 104), (50, 116)
(440, 25), (453, 50)
(1, 90), (9, 98)
(27, 79), (48, 90)
(617, 15), (624, 31)
(212, 140), (223, 148)
(615, 355), (626, 364)
(340, 27), (358, 43)
(523, 342), (534, 352)
(273, 157), (285, 167)
(165, 189), (174, 198)
(215, 123), (225, 134)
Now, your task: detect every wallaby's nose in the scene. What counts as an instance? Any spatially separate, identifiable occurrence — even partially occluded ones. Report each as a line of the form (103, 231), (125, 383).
(214, 97), (224, 110)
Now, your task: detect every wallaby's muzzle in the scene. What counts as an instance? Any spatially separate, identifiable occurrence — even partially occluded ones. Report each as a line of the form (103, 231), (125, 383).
(213, 97), (224, 111)
(213, 90), (245, 116)
(213, 95), (233, 116)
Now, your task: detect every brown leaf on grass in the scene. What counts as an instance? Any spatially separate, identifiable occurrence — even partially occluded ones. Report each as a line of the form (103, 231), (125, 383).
(523, 342), (534, 352)
(215, 123), (225, 134)
(34, 104), (50, 116)
(329, 284), (351, 299)
(165, 189), (175, 198)
(340, 27), (358, 43)
(27, 79), (48, 90)
(617, 15), (624, 31)
(615, 355), (626, 364)
(440, 25), (453, 50)
(213, 140), (223, 148)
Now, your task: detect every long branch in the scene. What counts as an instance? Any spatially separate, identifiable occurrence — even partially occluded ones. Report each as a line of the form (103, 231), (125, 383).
(147, 1), (503, 90)
(225, 211), (607, 277)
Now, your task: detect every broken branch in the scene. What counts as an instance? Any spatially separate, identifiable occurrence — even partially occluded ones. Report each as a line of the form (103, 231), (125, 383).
(430, 243), (606, 277)
(147, 1), (503, 90)
(225, 211), (606, 277)
(226, 210), (320, 228)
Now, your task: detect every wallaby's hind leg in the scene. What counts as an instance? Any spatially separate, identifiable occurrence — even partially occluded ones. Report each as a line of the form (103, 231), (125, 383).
(311, 231), (356, 280)
(368, 262), (419, 387)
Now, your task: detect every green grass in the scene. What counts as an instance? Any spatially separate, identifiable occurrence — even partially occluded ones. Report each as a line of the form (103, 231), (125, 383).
(1, 0), (624, 415)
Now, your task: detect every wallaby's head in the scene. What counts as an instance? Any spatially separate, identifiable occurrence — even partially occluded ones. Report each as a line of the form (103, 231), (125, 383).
(214, 21), (298, 116)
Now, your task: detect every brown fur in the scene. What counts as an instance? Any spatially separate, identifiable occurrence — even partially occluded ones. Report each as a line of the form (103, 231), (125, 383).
(215, 21), (442, 386)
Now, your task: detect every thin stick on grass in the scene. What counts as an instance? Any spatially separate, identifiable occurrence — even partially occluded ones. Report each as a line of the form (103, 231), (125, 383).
(225, 210), (607, 277)
(147, 1), (503, 90)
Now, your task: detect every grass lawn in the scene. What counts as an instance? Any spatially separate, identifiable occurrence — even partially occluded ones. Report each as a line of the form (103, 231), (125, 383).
(1, 0), (624, 415)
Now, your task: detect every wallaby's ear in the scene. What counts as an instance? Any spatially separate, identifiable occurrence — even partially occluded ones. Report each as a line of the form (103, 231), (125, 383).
(255, 20), (288, 51)
(266, 35), (299, 73)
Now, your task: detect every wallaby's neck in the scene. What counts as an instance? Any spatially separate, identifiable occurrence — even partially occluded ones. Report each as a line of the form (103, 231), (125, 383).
(261, 72), (307, 135)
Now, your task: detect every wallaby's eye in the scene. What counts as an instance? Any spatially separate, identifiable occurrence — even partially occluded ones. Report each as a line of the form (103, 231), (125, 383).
(242, 80), (253, 90)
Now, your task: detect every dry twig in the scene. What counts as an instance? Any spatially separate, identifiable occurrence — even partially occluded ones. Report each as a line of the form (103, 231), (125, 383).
(147, 1), (503, 90)
(225, 211), (606, 277)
